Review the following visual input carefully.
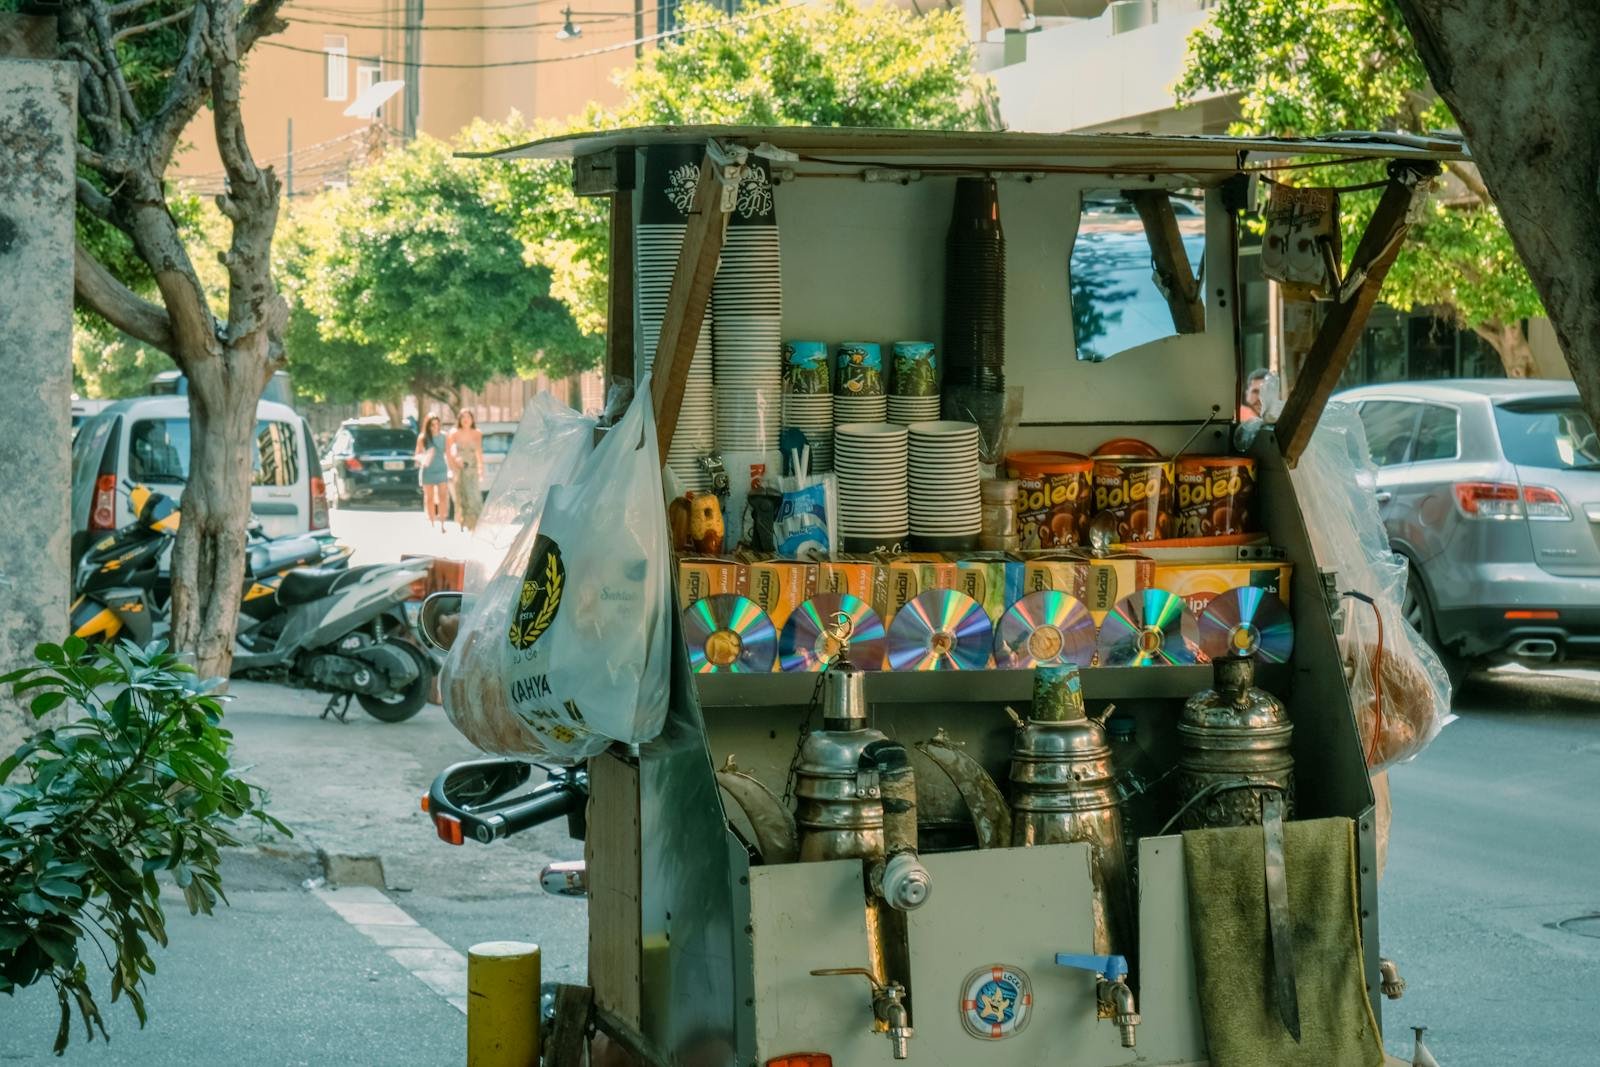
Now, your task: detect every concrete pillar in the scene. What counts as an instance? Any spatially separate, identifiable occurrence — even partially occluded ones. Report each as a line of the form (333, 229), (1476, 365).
(0, 56), (75, 752)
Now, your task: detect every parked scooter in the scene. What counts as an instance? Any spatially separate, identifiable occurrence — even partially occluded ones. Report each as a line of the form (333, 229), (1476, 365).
(71, 484), (434, 722)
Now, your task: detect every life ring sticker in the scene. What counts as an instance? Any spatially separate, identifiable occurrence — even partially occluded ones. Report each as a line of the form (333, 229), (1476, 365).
(959, 964), (1033, 1040)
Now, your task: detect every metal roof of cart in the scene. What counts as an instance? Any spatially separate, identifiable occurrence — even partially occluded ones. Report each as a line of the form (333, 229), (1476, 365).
(460, 123), (1469, 171)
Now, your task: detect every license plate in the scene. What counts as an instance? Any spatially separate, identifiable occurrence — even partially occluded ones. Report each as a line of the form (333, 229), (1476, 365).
(383, 461), (405, 471)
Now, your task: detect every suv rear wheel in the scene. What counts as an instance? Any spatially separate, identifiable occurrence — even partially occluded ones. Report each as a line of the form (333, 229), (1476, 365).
(1403, 561), (1470, 689)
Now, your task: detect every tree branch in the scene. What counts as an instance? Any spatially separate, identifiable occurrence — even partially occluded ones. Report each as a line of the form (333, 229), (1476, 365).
(74, 241), (176, 355)
(77, 143), (132, 176)
(86, 0), (144, 128)
(109, 0), (165, 17)
(76, 177), (114, 218)
(144, 0), (213, 174)
(1444, 159), (1492, 207)
(114, 6), (196, 44)
(238, 0), (289, 51)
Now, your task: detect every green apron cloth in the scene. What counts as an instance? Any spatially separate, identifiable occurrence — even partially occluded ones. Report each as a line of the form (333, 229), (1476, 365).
(1182, 816), (1383, 1067)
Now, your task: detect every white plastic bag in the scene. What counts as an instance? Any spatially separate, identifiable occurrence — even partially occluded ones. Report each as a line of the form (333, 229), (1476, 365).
(444, 395), (595, 757)
(1293, 402), (1454, 770)
(496, 379), (673, 761)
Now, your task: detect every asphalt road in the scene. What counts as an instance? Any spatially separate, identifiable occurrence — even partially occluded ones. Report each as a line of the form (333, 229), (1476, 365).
(3, 502), (1596, 1064)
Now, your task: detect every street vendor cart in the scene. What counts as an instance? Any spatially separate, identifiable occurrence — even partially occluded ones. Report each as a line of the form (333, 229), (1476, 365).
(425, 124), (1461, 1066)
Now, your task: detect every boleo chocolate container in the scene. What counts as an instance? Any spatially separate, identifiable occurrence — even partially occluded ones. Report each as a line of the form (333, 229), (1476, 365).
(1173, 456), (1256, 537)
(1005, 451), (1093, 549)
(1091, 456), (1174, 543)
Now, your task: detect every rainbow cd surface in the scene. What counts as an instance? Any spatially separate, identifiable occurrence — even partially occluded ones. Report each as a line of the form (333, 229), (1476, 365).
(780, 594), (888, 671)
(993, 590), (1096, 669)
(1097, 589), (1200, 667)
(682, 595), (777, 673)
(1198, 586), (1294, 663)
(886, 589), (994, 671)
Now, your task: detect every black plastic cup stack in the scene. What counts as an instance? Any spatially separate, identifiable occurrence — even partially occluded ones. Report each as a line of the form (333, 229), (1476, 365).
(941, 178), (1007, 442)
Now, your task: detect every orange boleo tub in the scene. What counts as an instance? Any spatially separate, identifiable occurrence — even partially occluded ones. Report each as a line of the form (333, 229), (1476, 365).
(1004, 451), (1093, 549)
(1091, 456), (1174, 543)
(1173, 456), (1256, 537)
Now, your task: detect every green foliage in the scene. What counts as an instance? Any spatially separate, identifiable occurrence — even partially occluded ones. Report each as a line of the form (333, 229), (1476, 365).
(289, 136), (601, 396)
(458, 0), (999, 354)
(0, 639), (286, 1055)
(1176, 0), (1542, 343)
(617, 0), (1000, 130)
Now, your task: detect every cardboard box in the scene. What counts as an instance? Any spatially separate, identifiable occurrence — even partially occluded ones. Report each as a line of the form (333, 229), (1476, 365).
(1022, 552), (1155, 622)
(884, 554), (959, 624)
(956, 556), (1027, 622)
(818, 559), (882, 607)
(1154, 561), (1293, 617)
(747, 559), (818, 633)
(675, 557), (748, 607)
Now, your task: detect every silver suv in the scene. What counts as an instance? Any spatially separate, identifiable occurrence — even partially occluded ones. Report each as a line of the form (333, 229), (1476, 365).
(1336, 380), (1600, 677)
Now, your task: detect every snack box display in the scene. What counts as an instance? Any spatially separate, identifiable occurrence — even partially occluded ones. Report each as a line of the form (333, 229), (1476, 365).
(1154, 560), (1292, 617)
(676, 556), (751, 607)
(817, 558), (882, 606)
(1021, 551), (1155, 623)
(884, 554), (960, 625)
(746, 559), (818, 633)
(956, 555), (1027, 622)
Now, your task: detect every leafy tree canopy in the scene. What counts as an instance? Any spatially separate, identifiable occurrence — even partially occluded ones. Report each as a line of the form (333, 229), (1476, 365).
(457, 0), (999, 354)
(289, 136), (600, 407)
(1176, 0), (1543, 372)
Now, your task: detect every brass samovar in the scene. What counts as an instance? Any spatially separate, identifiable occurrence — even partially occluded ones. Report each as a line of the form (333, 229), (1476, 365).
(1175, 651), (1295, 829)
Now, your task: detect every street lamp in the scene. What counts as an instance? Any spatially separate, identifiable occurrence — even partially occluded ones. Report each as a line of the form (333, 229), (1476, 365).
(555, 7), (581, 39)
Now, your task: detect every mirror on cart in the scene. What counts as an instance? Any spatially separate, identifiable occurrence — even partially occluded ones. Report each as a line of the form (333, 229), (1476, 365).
(1069, 190), (1207, 362)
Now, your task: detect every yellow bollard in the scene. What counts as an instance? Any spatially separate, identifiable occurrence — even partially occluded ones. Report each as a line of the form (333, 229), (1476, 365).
(467, 940), (541, 1066)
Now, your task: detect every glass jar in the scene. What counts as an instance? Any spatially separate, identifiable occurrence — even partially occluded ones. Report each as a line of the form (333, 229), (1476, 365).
(979, 478), (1019, 551)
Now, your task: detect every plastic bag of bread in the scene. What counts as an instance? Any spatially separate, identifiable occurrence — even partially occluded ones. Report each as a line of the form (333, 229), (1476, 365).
(443, 393), (596, 758)
(1292, 402), (1454, 770)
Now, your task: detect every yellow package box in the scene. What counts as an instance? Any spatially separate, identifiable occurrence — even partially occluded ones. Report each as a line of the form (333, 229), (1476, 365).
(1022, 552), (1155, 623)
(956, 556), (1027, 622)
(818, 559), (883, 607)
(675, 557), (748, 607)
(747, 559), (818, 633)
(884, 554), (959, 624)
(1154, 561), (1293, 617)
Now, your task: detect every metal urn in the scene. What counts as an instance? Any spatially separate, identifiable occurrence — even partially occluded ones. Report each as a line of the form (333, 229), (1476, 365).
(1175, 652), (1295, 829)
(1009, 664), (1133, 958)
(795, 662), (889, 863)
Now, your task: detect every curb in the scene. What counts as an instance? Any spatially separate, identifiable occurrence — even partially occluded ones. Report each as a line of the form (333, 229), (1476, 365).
(227, 837), (389, 890)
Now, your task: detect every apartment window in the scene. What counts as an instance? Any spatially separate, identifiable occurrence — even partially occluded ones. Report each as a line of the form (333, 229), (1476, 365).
(356, 63), (381, 98)
(324, 35), (349, 101)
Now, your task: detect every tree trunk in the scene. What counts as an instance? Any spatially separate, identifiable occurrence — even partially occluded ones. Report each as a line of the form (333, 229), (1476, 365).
(168, 343), (272, 679)
(382, 398), (405, 428)
(1474, 321), (1538, 379)
(1392, 1), (1600, 428)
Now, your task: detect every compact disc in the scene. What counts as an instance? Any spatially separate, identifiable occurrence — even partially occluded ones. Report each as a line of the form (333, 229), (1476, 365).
(1097, 589), (1200, 667)
(682, 595), (777, 673)
(780, 594), (887, 671)
(886, 589), (994, 671)
(993, 590), (1096, 669)
(1198, 586), (1295, 663)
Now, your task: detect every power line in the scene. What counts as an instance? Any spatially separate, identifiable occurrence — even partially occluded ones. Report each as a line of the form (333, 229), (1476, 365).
(285, 11), (633, 32)
(290, 0), (579, 13)
(258, 2), (800, 68)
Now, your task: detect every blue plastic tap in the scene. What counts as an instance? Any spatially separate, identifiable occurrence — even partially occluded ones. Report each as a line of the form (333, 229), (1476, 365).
(1054, 953), (1129, 982)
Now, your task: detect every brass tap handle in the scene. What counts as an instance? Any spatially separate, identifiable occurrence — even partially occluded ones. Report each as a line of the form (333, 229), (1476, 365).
(809, 966), (883, 994)
(1004, 705), (1026, 730)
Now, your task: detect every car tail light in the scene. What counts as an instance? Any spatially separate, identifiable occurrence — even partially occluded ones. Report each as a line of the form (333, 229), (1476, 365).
(1521, 484), (1572, 521)
(409, 576), (429, 601)
(343, 457), (363, 472)
(419, 792), (430, 813)
(432, 812), (463, 846)
(1505, 609), (1560, 620)
(90, 474), (117, 531)
(766, 1056), (832, 1067)
(1453, 481), (1523, 519)
(310, 475), (330, 530)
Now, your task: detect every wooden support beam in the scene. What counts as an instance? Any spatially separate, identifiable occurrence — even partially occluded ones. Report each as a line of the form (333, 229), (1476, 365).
(1274, 161), (1440, 466)
(586, 751), (642, 1030)
(649, 149), (738, 463)
(1126, 189), (1206, 335)
(573, 147), (637, 198)
(544, 984), (594, 1066)
(604, 189), (635, 396)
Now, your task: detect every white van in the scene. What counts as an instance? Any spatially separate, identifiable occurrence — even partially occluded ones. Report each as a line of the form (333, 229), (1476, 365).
(70, 395), (328, 562)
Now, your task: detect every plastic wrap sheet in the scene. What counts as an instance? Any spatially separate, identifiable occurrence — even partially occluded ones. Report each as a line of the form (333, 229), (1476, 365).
(1291, 402), (1455, 771)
